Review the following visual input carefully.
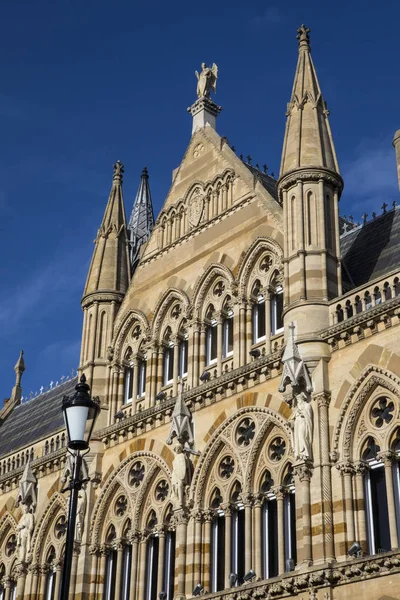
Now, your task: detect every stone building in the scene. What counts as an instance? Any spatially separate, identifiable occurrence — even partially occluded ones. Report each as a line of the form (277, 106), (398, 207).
(1, 24), (400, 600)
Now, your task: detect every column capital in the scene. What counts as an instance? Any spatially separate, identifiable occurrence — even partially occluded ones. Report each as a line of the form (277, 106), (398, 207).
(15, 562), (28, 577)
(220, 502), (232, 515)
(88, 544), (100, 556)
(336, 461), (355, 476)
(202, 509), (213, 523)
(313, 391), (331, 407)
(191, 508), (203, 522)
(293, 461), (313, 482)
(354, 460), (368, 475)
(28, 563), (41, 576)
(377, 450), (397, 466)
(271, 485), (286, 500)
(100, 544), (110, 557)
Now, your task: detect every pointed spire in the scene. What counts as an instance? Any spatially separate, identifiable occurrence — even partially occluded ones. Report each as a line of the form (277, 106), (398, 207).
(127, 167), (155, 273)
(14, 350), (25, 387)
(83, 161), (130, 298)
(279, 25), (340, 176)
(16, 459), (37, 510)
(166, 382), (195, 448)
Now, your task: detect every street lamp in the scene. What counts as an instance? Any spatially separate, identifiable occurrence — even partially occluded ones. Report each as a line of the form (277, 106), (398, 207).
(60, 374), (100, 600)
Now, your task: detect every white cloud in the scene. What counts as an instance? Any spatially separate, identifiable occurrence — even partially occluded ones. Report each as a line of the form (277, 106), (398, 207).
(342, 140), (398, 216)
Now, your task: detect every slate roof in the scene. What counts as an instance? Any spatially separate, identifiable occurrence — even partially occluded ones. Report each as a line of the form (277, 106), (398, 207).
(0, 377), (77, 457)
(340, 205), (400, 288)
(244, 164), (279, 201)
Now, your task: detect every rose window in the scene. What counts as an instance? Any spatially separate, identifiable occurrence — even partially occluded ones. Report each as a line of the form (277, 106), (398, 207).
(115, 495), (128, 517)
(5, 534), (16, 557)
(219, 456), (235, 479)
(259, 255), (272, 273)
(155, 480), (169, 502)
(269, 437), (286, 462)
(129, 462), (145, 487)
(371, 397), (395, 428)
(260, 470), (274, 494)
(54, 515), (67, 539)
(213, 281), (225, 297)
(236, 418), (256, 447)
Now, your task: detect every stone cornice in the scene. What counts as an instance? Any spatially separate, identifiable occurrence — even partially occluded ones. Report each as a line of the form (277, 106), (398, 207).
(277, 166), (344, 199)
(0, 447), (67, 491)
(81, 290), (125, 309)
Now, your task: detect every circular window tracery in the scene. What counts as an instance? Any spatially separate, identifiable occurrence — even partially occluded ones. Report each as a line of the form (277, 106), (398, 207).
(155, 480), (169, 502)
(115, 495), (128, 517)
(236, 418), (255, 447)
(370, 396), (395, 428)
(268, 437), (286, 462)
(54, 515), (67, 539)
(129, 461), (145, 487)
(259, 255), (273, 273)
(219, 456), (235, 479)
(213, 281), (225, 298)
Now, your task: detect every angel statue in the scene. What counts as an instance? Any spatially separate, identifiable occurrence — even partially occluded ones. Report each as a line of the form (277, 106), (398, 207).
(195, 63), (218, 98)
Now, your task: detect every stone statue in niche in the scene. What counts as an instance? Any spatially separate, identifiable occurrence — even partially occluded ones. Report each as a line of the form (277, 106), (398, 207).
(195, 63), (218, 98)
(16, 503), (34, 562)
(171, 442), (193, 508)
(75, 486), (87, 542)
(289, 388), (313, 461)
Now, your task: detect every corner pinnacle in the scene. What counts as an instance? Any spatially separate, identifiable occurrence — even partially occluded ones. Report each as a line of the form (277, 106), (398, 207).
(113, 160), (124, 183)
(297, 24), (311, 51)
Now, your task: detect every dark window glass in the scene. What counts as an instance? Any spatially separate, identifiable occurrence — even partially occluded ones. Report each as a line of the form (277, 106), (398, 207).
(163, 532), (176, 600)
(365, 466), (391, 554)
(262, 499), (278, 579)
(179, 339), (188, 376)
(145, 536), (159, 600)
(223, 317), (233, 357)
(121, 545), (132, 600)
(211, 516), (225, 592)
(207, 325), (217, 364)
(253, 300), (266, 342)
(284, 493), (296, 571)
(163, 347), (174, 385)
(137, 360), (146, 397)
(104, 549), (117, 600)
(271, 291), (284, 334)
(124, 368), (133, 403)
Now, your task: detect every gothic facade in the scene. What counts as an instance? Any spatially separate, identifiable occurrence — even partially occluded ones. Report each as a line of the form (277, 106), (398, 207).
(1, 25), (400, 600)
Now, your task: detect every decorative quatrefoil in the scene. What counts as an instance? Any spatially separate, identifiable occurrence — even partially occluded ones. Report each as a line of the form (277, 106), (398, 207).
(269, 437), (286, 462)
(371, 397), (395, 428)
(219, 456), (235, 479)
(155, 480), (169, 502)
(236, 418), (256, 447)
(129, 462), (145, 487)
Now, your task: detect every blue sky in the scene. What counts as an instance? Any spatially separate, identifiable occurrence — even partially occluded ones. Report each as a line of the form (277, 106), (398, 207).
(1, 0), (399, 398)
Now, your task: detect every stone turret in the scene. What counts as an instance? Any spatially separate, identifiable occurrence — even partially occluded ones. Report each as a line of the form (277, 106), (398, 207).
(80, 161), (130, 407)
(127, 167), (155, 273)
(278, 25), (343, 338)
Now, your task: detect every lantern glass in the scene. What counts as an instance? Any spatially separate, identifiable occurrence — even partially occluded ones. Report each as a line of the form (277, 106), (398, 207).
(62, 375), (100, 451)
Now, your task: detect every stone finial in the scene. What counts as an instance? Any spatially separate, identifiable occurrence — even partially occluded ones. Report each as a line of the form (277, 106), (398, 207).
(15, 460), (37, 510)
(278, 323), (312, 393)
(113, 160), (124, 182)
(297, 24), (311, 49)
(14, 350), (25, 387)
(166, 382), (195, 448)
(392, 129), (400, 191)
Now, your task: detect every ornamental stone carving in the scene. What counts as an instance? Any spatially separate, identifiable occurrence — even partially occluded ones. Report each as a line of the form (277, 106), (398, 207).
(16, 504), (34, 562)
(188, 189), (204, 229)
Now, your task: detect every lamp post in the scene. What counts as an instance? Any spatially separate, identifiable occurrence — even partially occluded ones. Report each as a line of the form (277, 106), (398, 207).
(60, 374), (100, 600)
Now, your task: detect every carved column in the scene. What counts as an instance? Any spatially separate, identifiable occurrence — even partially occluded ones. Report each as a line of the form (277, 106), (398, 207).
(273, 486), (285, 574)
(199, 326), (206, 377)
(379, 451), (399, 549)
(192, 511), (202, 590)
(15, 564), (28, 600)
(98, 546), (109, 600)
(156, 528), (166, 599)
(156, 346), (165, 394)
(264, 290), (271, 355)
(115, 542), (124, 600)
(293, 462), (313, 566)
(127, 535), (138, 600)
(4, 577), (12, 600)
(353, 461), (368, 553)
(337, 462), (355, 546)
(29, 564), (40, 600)
(88, 546), (99, 600)
(244, 495), (252, 572)
(252, 496), (262, 580)
(245, 304), (252, 359)
(316, 392), (335, 561)
(111, 367), (120, 424)
(39, 565), (48, 600)
(137, 535), (148, 600)
(54, 559), (63, 600)
(216, 315), (223, 377)
(174, 511), (188, 600)
(172, 339), (180, 396)
(202, 512), (212, 593)
(222, 504), (232, 589)
(191, 322), (200, 388)
(239, 301), (246, 367)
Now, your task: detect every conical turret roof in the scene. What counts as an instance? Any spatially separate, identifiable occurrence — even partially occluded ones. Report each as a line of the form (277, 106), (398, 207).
(127, 167), (155, 272)
(279, 25), (340, 177)
(83, 161), (130, 299)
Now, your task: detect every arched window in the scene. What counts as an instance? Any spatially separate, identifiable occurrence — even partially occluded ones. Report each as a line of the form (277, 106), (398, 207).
(364, 291), (372, 310)
(222, 308), (234, 358)
(163, 329), (174, 386)
(283, 466), (296, 571)
(137, 358), (147, 399)
(104, 525), (117, 600)
(384, 282), (392, 301)
(362, 437), (390, 554)
(178, 333), (188, 379)
(252, 281), (266, 343)
(206, 306), (217, 366)
(271, 285), (284, 335)
(355, 296), (362, 314)
(374, 286), (382, 305)
(145, 511), (159, 600)
(210, 488), (225, 592)
(391, 428), (400, 543)
(45, 546), (56, 600)
(260, 470), (278, 579)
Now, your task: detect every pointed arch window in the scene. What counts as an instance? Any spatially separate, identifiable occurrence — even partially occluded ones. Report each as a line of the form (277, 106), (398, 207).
(363, 437), (391, 554)
(206, 306), (218, 365)
(260, 471), (278, 579)
(104, 525), (117, 600)
(137, 358), (147, 398)
(145, 529), (159, 600)
(45, 547), (56, 600)
(124, 367), (134, 404)
(271, 285), (284, 335)
(283, 467), (296, 571)
(391, 429), (400, 543)
(230, 482), (245, 585)
(222, 309), (234, 358)
(178, 335), (188, 378)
